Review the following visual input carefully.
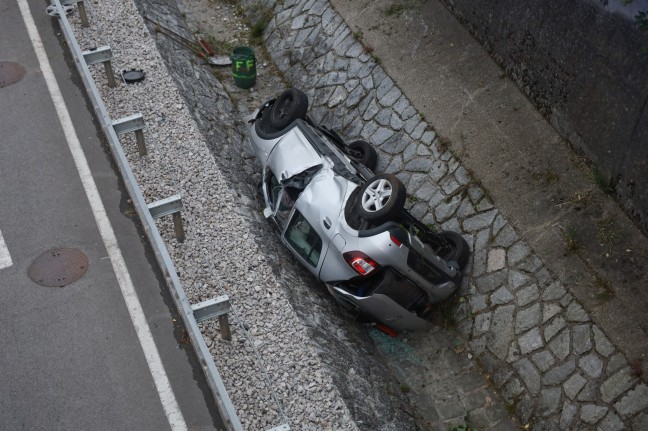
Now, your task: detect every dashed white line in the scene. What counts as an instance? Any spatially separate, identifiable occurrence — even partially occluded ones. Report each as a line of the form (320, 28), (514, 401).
(16, 1), (187, 429)
(0, 229), (12, 270)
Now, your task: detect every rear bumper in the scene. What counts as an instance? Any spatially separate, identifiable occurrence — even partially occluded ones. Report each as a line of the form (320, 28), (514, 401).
(328, 285), (431, 331)
(328, 269), (432, 331)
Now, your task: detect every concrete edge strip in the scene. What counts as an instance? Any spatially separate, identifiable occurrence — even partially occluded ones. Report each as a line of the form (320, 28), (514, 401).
(42, 1), (244, 430)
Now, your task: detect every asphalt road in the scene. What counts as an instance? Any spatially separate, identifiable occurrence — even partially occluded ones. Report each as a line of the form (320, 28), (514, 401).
(0, 1), (222, 429)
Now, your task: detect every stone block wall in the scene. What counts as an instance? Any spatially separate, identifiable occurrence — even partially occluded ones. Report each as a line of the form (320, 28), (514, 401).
(439, 0), (648, 235)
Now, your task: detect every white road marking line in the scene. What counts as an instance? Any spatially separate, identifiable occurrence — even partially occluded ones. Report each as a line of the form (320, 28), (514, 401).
(16, 2), (187, 429)
(0, 229), (13, 270)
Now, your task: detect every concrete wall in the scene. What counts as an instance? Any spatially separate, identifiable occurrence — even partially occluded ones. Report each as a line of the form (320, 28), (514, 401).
(440, 0), (648, 234)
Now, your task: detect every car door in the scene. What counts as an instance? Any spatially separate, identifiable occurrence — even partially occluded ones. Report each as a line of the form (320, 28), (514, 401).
(280, 206), (329, 278)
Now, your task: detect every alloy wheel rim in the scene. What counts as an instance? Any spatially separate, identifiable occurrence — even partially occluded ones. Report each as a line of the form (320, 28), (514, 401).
(361, 179), (392, 212)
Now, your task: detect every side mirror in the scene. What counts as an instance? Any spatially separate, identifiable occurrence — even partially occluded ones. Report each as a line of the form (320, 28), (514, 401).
(263, 208), (273, 219)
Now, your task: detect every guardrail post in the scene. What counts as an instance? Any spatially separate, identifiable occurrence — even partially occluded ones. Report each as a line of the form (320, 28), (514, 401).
(61, 0), (89, 27)
(148, 194), (185, 242)
(192, 295), (233, 341)
(112, 113), (147, 156)
(172, 212), (185, 242)
(218, 315), (232, 341)
(82, 46), (116, 87)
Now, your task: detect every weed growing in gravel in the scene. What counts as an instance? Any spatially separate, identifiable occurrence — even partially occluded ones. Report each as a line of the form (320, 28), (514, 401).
(449, 414), (477, 431)
(533, 168), (559, 184)
(383, 4), (406, 17)
(437, 135), (451, 151)
(250, 10), (272, 44)
(592, 167), (613, 194)
(205, 34), (236, 57)
(435, 296), (459, 327)
(596, 217), (617, 254)
(594, 275), (614, 301)
(564, 225), (579, 252)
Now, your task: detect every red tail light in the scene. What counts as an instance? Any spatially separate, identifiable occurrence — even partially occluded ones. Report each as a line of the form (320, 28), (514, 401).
(343, 251), (380, 276)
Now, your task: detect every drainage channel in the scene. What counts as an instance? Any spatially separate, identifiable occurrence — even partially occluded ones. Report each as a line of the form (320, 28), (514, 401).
(50, 1), (245, 429)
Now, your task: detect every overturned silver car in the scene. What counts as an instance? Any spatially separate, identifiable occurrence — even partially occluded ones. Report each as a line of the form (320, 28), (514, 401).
(246, 88), (469, 331)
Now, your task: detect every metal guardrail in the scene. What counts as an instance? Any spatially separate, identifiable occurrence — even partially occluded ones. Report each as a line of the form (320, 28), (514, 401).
(52, 1), (243, 429)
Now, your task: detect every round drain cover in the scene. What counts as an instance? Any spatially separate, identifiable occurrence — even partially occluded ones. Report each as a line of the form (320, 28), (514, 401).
(121, 70), (145, 83)
(28, 248), (89, 287)
(0, 62), (26, 89)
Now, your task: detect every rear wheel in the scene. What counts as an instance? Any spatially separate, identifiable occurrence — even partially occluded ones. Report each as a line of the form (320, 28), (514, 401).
(433, 231), (470, 268)
(269, 88), (308, 130)
(348, 140), (378, 170)
(357, 174), (406, 224)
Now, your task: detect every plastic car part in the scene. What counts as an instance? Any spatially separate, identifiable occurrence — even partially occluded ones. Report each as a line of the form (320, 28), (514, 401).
(357, 173), (406, 224)
(343, 251), (380, 276)
(269, 88), (308, 130)
(121, 70), (145, 83)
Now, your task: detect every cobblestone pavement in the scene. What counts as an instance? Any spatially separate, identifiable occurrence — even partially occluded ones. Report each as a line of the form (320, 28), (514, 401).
(238, 0), (648, 429)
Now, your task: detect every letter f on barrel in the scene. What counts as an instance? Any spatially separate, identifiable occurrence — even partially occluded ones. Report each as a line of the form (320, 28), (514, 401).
(231, 46), (256, 89)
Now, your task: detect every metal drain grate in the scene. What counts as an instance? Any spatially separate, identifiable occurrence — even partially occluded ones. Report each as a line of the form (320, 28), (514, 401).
(28, 248), (89, 287)
(0, 62), (26, 88)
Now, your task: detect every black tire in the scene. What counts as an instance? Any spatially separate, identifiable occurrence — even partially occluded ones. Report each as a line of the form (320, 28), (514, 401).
(356, 174), (406, 224)
(435, 231), (470, 268)
(348, 140), (378, 170)
(269, 88), (308, 130)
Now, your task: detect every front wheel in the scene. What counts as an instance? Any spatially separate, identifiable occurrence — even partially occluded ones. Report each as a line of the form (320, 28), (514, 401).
(269, 88), (308, 130)
(356, 174), (406, 224)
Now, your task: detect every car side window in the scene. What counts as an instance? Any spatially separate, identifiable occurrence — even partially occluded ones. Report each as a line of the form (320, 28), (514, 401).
(284, 211), (322, 267)
(267, 171), (281, 208)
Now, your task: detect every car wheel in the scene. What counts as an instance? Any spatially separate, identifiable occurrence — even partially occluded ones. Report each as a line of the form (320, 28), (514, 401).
(357, 174), (406, 224)
(348, 140), (378, 170)
(435, 231), (470, 268)
(269, 88), (308, 130)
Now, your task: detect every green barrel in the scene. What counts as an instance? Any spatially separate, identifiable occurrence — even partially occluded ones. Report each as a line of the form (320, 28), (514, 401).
(230, 46), (256, 89)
